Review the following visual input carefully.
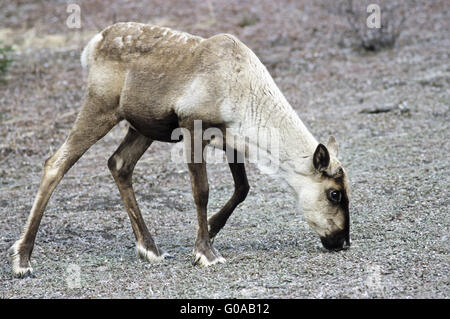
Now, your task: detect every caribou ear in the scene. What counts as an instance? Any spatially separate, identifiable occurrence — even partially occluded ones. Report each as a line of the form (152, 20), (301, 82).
(313, 143), (330, 172)
(327, 136), (338, 157)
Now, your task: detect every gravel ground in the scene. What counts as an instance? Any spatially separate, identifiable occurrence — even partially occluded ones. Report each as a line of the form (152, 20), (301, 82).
(0, 0), (448, 298)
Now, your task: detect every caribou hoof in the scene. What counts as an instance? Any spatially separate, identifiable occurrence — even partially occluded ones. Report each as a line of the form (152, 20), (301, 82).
(9, 241), (34, 278)
(136, 243), (172, 262)
(192, 242), (226, 267)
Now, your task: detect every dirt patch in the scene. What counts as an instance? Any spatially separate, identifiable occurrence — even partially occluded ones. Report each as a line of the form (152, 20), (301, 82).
(0, 27), (96, 51)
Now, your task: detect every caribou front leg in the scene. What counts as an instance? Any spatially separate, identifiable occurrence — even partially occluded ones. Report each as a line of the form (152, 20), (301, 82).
(208, 150), (249, 240)
(187, 161), (225, 266)
(183, 123), (225, 266)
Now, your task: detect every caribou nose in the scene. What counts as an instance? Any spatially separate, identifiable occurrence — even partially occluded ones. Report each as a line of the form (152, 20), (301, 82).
(320, 234), (346, 251)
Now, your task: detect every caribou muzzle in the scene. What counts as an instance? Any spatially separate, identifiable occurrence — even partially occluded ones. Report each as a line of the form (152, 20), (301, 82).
(320, 230), (351, 251)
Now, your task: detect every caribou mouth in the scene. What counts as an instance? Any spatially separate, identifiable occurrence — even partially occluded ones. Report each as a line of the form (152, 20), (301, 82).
(320, 230), (350, 251)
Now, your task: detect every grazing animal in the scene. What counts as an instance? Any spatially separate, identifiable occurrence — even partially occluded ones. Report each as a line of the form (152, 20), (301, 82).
(9, 22), (350, 277)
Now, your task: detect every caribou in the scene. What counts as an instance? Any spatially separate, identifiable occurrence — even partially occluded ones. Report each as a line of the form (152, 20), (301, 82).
(10, 22), (350, 277)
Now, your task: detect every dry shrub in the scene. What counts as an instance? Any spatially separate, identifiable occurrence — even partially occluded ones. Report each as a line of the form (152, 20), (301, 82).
(344, 0), (408, 52)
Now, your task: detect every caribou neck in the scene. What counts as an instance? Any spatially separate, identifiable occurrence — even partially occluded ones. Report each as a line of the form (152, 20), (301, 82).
(236, 90), (318, 184)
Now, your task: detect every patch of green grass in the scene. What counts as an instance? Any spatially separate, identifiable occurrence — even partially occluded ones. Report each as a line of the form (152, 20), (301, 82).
(0, 41), (13, 81)
(238, 15), (260, 28)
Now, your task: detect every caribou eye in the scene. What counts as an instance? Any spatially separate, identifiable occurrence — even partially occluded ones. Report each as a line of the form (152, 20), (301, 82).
(327, 189), (342, 204)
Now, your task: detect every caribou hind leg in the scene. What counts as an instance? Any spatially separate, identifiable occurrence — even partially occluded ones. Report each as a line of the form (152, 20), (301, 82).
(208, 150), (249, 240)
(108, 127), (170, 261)
(9, 94), (119, 278)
